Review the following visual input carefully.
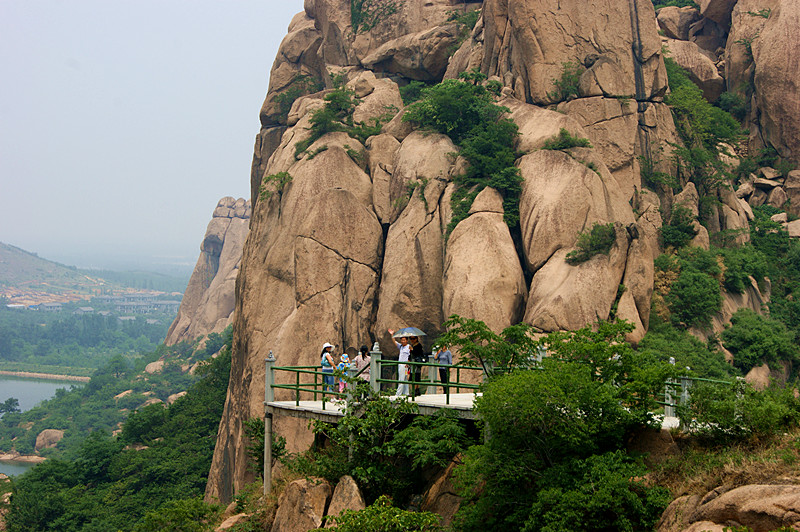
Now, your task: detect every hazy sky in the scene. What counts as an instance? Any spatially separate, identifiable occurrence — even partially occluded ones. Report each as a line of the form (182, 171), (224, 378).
(0, 0), (305, 274)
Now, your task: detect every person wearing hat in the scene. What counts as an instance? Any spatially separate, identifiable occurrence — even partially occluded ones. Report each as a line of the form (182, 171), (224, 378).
(320, 342), (336, 392)
(337, 352), (351, 392)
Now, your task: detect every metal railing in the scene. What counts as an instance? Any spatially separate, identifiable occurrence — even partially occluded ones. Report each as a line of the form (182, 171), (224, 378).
(264, 343), (483, 409)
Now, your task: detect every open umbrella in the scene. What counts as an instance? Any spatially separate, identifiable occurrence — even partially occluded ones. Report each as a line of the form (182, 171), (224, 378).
(392, 327), (427, 338)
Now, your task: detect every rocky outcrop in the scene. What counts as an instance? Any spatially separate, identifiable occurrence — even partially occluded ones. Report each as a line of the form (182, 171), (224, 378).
(467, 0), (667, 104)
(34, 429), (64, 451)
(165, 197), (250, 346)
(421, 459), (462, 528)
(324, 475), (365, 528)
(270, 478), (332, 532)
(205, 0), (797, 505)
(663, 39), (724, 102)
(752, 1), (800, 161)
(658, 485), (800, 531)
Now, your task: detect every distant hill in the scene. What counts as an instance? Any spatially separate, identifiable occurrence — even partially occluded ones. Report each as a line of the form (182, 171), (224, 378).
(0, 242), (188, 303)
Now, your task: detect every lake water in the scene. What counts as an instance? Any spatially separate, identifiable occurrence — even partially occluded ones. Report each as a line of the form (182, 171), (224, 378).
(0, 375), (82, 477)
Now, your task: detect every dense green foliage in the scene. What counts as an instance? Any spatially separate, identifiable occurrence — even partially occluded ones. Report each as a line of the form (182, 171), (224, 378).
(541, 128), (592, 151)
(0, 306), (168, 373)
(639, 321), (734, 378)
(666, 269), (722, 328)
(289, 385), (471, 505)
(294, 83), (391, 159)
(722, 309), (800, 372)
(317, 495), (442, 531)
(661, 205), (698, 249)
(452, 320), (672, 532)
(748, 206), (800, 339)
(654, 246), (766, 330)
(565, 222), (616, 265)
(663, 56), (743, 196)
(547, 62), (584, 102)
(436, 315), (539, 374)
(403, 72), (523, 231)
(677, 380), (800, 441)
(4, 338), (231, 531)
(398, 80), (429, 105)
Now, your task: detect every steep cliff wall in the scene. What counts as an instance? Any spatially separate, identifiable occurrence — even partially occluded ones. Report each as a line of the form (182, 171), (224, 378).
(206, 0), (793, 503)
(166, 197), (250, 346)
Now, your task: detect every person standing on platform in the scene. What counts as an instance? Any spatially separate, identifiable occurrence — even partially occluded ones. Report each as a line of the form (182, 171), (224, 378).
(434, 343), (452, 393)
(320, 342), (336, 393)
(388, 329), (410, 395)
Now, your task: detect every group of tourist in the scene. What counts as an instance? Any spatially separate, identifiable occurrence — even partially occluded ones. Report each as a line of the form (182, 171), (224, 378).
(319, 332), (452, 396)
(319, 343), (371, 393)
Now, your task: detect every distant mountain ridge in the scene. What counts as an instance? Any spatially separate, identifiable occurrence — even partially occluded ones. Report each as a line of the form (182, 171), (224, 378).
(0, 242), (188, 303)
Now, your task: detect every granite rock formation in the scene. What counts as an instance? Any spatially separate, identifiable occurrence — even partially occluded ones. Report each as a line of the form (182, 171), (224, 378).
(165, 197), (250, 346)
(205, 0), (797, 504)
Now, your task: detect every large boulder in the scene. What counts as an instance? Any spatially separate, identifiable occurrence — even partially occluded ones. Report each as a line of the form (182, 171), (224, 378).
(518, 150), (634, 330)
(698, 0), (737, 26)
(690, 485), (800, 531)
(663, 39), (724, 102)
(476, 0), (667, 104)
(421, 459), (463, 527)
(443, 187), (527, 333)
(360, 25), (461, 81)
(324, 475), (365, 528)
(271, 478), (332, 532)
(657, 6), (701, 41)
(753, 0), (800, 161)
(34, 429), (64, 451)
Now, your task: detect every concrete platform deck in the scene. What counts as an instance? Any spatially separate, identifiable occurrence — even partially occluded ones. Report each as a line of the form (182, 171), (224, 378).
(267, 392), (481, 422)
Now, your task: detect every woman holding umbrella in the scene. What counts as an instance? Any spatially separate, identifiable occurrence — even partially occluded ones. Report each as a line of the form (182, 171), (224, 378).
(389, 327), (426, 396)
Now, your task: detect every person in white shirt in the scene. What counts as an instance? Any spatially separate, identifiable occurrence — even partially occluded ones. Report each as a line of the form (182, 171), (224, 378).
(388, 329), (410, 395)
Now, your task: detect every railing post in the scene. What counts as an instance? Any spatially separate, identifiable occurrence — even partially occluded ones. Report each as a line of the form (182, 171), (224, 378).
(664, 379), (675, 418)
(346, 362), (357, 404)
(680, 377), (691, 407)
(265, 350), (275, 405)
(369, 342), (381, 394)
(264, 350), (275, 497)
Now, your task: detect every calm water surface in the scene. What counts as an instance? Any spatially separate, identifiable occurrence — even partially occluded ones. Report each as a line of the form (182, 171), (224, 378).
(0, 375), (82, 476)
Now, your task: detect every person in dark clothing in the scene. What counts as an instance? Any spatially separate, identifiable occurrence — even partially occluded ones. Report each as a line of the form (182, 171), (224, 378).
(408, 335), (426, 396)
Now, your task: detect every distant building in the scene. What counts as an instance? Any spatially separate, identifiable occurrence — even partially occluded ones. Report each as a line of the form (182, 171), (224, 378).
(117, 316), (136, 322)
(5, 304), (25, 310)
(73, 307), (95, 315)
(153, 300), (181, 313)
(41, 302), (62, 312)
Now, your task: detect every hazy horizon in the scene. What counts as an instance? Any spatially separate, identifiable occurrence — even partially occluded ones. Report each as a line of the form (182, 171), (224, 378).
(1, 0), (305, 275)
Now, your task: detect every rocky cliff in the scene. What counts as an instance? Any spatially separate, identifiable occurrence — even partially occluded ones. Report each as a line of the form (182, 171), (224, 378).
(165, 197), (250, 346)
(205, 0), (799, 503)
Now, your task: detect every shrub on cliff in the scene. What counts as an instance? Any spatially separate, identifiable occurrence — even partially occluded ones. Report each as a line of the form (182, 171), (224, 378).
(450, 320), (672, 532)
(403, 72), (523, 231)
(565, 222), (616, 265)
(721, 309), (800, 372)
